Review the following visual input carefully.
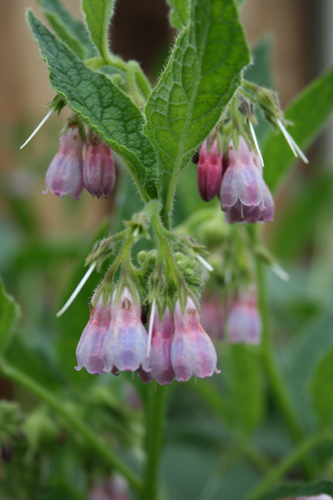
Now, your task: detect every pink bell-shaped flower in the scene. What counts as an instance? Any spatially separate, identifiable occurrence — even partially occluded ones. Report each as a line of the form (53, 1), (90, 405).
(197, 139), (223, 202)
(102, 288), (150, 374)
(83, 133), (116, 198)
(171, 297), (220, 382)
(75, 293), (111, 375)
(43, 125), (84, 200)
(227, 289), (262, 344)
(220, 137), (274, 223)
(200, 294), (225, 341)
(139, 307), (175, 385)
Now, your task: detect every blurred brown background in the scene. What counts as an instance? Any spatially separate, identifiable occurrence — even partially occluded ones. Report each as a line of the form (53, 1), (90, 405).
(0, 0), (331, 233)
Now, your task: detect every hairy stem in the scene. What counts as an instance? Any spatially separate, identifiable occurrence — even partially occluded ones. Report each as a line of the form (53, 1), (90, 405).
(0, 358), (141, 491)
(141, 385), (167, 500)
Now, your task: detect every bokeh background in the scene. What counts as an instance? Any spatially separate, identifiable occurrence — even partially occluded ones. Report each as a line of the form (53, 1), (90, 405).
(1, 1), (333, 499)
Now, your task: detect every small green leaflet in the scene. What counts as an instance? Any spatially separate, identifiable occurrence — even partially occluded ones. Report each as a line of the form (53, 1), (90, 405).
(255, 480), (333, 500)
(263, 65), (333, 192)
(28, 10), (158, 201)
(0, 278), (20, 353)
(36, 0), (97, 59)
(82, 0), (115, 61)
(145, 0), (250, 215)
(166, 0), (189, 30)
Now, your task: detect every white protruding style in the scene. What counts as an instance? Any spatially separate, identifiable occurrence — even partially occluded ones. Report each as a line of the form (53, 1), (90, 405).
(146, 298), (156, 358)
(196, 254), (214, 272)
(271, 263), (290, 282)
(249, 121), (265, 167)
(20, 109), (53, 149)
(277, 119), (309, 164)
(56, 262), (96, 317)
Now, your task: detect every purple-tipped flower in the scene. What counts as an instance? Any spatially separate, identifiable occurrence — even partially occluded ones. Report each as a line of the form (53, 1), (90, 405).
(227, 290), (261, 344)
(102, 288), (150, 374)
(171, 298), (220, 382)
(75, 293), (111, 375)
(83, 133), (116, 198)
(220, 137), (274, 223)
(197, 139), (223, 202)
(43, 125), (84, 200)
(139, 308), (175, 385)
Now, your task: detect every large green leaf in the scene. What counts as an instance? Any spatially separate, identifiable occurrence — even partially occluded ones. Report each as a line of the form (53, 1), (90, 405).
(311, 346), (333, 429)
(256, 480), (333, 500)
(145, 0), (250, 213)
(82, 0), (115, 60)
(225, 345), (264, 434)
(36, 0), (97, 59)
(166, 0), (189, 30)
(0, 278), (20, 353)
(263, 65), (333, 191)
(27, 10), (158, 201)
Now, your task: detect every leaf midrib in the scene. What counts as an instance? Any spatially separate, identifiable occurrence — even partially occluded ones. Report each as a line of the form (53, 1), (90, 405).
(164, 1), (211, 217)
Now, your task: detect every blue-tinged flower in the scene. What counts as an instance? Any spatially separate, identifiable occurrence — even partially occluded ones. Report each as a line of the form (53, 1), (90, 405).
(75, 293), (111, 375)
(43, 125), (84, 200)
(139, 307), (175, 385)
(102, 288), (150, 374)
(170, 298), (220, 382)
(227, 289), (261, 344)
(220, 137), (274, 223)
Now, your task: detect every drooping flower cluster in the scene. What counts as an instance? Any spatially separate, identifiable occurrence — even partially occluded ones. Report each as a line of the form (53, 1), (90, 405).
(197, 136), (274, 223)
(44, 125), (115, 200)
(200, 289), (261, 345)
(76, 290), (220, 385)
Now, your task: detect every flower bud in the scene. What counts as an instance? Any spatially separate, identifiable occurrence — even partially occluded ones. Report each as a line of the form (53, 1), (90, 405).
(227, 290), (261, 344)
(197, 139), (223, 202)
(102, 288), (150, 374)
(139, 308), (175, 385)
(83, 133), (116, 198)
(220, 137), (274, 223)
(200, 294), (225, 341)
(171, 298), (220, 382)
(43, 125), (84, 200)
(75, 293), (111, 375)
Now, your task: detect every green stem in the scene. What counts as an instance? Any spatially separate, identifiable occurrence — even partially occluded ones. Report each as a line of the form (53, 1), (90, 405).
(141, 385), (167, 500)
(85, 57), (105, 70)
(126, 61), (146, 110)
(249, 431), (333, 500)
(133, 61), (152, 99)
(0, 358), (141, 491)
(256, 258), (314, 479)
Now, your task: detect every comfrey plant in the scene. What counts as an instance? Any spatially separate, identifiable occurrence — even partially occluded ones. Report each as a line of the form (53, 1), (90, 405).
(3, 0), (333, 499)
